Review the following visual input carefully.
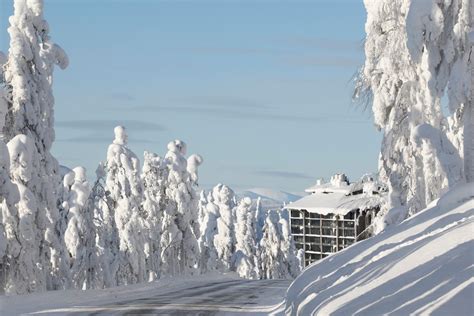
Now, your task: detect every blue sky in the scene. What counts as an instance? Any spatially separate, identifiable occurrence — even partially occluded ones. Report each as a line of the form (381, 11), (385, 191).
(0, 0), (381, 193)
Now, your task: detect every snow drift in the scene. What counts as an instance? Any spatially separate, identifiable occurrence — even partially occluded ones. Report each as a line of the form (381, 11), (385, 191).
(281, 183), (474, 315)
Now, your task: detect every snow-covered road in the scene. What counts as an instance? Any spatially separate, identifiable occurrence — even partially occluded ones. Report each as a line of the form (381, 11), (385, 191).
(1, 275), (290, 315)
(60, 279), (289, 315)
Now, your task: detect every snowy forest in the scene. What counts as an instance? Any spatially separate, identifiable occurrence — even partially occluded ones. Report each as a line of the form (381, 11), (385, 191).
(0, 0), (300, 295)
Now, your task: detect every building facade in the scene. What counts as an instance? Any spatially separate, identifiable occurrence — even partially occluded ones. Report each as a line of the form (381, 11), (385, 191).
(286, 174), (381, 267)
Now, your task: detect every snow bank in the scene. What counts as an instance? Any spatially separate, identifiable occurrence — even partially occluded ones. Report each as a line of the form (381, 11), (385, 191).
(281, 184), (474, 315)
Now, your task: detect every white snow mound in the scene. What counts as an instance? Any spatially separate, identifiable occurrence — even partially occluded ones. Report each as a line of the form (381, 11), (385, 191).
(280, 184), (474, 316)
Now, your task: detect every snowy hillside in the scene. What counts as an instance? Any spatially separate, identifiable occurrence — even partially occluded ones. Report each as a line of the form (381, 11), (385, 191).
(280, 184), (474, 315)
(239, 188), (302, 210)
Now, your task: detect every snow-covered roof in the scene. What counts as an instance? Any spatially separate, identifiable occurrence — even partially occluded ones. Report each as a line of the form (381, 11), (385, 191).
(285, 192), (381, 215)
(286, 191), (350, 215)
(287, 173), (382, 215)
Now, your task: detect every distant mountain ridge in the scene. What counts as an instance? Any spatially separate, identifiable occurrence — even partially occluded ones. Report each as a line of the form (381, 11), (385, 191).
(238, 188), (303, 209)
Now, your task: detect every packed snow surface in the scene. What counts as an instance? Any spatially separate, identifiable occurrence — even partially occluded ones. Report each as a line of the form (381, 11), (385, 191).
(281, 184), (474, 315)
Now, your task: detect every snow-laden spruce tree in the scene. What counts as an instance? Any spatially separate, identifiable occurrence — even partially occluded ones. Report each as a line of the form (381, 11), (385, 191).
(187, 154), (203, 187)
(197, 191), (220, 273)
(160, 193), (181, 275)
(4, 135), (44, 293)
(141, 151), (166, 281)
(197, 190), (208, 235)
(63, 167), (94, 289)
(88, 162), (119, 289)
(212, 184), (236, 271)
(58, 170), (74, 247)
(105, 126), (147, 285)
(0, 85), (14, 292)
(2, 0), (69, 291)
(233, 197), (258, 279)
(357, 0), (471, 224)
(54, 171), (74, 288)
(161, 140), (200, 275)
(253, 197), (265, 278)
(259, 210), (282, 279)
(278, 215), (301, 278)
(0, 79), (21, 294)
(254, 197), (265, 242)
(0, 56), (18, 213)
(187, 154), (203, 241)
(259, 210), (299, 279)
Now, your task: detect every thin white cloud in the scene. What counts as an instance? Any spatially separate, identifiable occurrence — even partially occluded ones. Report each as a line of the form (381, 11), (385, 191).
(56, 135), (155, 144)
(130, 105), (368, 124)
(55, 120), (166, 132)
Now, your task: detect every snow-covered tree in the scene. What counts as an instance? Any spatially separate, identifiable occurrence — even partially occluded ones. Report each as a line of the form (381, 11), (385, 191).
(356, 0), (470, 222)
(141, 151), (166, 281)
(278, 215), (301, 278)
(197, 191), (220, 273)
(0, 81), (19, 293)
(259, 210), (282, 279)
(58, 170), (75, 243)
(212, 184), (236, 271)
(0, 55), (19, 224)
(55, 170), (77, 287)
(105, 126), (147, 285)
(160, 206), (181, 276)
(2, 0), (69, 291)
(88, 163), (119, 289)
(254, 197), (265, 242)
(233, 197), (258, 279)
(0, 95), (10, 291)
(187, 154), (203, 186)
(3, 0), (68, 144)
(4, 135), (44, 293)
(259, 210), (299, 280)
(187, 154), (203, 240)
(0, 53), (7, 145)
(63, 167), (94, 290)
(161, 140), (200, 276)
(197, 190), (208, 233)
